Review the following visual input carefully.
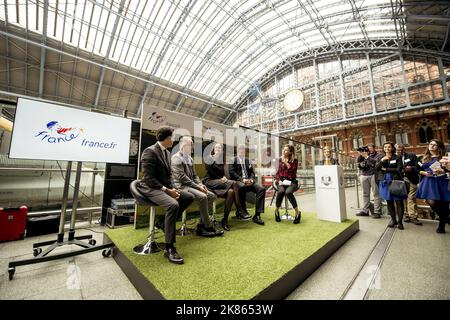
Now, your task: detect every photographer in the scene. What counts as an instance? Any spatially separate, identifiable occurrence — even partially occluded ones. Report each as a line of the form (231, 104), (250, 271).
(356, 143), (383, 218)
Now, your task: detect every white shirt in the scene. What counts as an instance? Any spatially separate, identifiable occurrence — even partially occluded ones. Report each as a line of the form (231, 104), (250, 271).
(238, 156), (248, 179)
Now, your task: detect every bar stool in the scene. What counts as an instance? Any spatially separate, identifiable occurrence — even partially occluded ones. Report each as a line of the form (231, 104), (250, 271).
(270, 179), (299, 221)
(129, 180), (162, 255)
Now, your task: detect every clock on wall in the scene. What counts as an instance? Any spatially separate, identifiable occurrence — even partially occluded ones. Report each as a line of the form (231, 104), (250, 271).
(129, 138), (139, 157)
(283, 89), (304, 112)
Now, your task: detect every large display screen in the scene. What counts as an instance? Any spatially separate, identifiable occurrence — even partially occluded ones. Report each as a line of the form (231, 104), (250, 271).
(9, 98), (131, 163)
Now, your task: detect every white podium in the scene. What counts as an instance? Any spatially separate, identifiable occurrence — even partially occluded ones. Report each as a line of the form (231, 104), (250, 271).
(314, 165), (347, 222)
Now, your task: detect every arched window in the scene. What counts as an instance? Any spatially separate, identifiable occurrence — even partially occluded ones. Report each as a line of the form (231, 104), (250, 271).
(418, 122), (434, 144)
(395, 130), (409, 145)
(375, 133), (386, 147)
(337, 138), (344, 152)
(353, 135), (363, 149)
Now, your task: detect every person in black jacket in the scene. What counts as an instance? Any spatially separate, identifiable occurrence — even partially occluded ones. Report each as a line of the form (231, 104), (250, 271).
(319, 146), (339, 165)
(229, 144), (266, 226)
(138, 127), (194, 264)
(376, 142), (407, 230)
(202, 143), (246, 231)
(396, 143), (422, 225)
(357, 143), (383, 218)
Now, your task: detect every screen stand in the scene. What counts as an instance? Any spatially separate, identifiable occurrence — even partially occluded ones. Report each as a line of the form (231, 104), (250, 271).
(8, 161), (114, 280)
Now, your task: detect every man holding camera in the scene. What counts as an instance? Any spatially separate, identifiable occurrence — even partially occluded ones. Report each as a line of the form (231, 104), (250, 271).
(357, 143), (383, 218)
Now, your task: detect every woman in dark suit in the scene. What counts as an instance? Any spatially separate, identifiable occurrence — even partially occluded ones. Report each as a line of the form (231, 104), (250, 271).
(376, 142), (407, 230)
(202, 143), (245, 231)
(274, 144), (301, 224)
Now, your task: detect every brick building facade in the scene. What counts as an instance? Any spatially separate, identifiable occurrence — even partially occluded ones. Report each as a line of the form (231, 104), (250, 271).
(292, 107), (450, 158)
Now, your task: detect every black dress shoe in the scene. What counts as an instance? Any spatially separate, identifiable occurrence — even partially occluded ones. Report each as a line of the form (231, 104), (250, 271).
(205, 227), (224, 237)
(221, 218), (230, 231)
(164, 247), (184, 264)
(356, 211), (369, 217)
(196, 225), (216, 238)
(397, 222), (404, 230)
(387, 219), (398, 228)
(237, 211), (251, 220)
(252, 215), (265, 226)
(293, 212), (301, 224)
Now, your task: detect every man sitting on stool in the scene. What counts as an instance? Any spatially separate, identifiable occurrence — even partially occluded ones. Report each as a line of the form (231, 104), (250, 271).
(229, 144), (265, 225)
(172, 136), (224, 237)
(138, 126), (194, 264)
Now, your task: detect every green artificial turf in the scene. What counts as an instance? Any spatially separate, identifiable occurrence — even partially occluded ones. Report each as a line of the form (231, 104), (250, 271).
(105, 208), (357, 300)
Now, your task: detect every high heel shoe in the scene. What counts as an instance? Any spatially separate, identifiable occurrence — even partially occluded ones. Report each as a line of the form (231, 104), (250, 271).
(274, 210), (281, 222)
(293, 211), (301, 224)
(221, 217), (230, 231)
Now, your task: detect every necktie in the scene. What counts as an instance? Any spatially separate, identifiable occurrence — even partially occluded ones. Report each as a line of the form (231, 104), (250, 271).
(164, 150), (170, 166)
(241, 158), (248, 178)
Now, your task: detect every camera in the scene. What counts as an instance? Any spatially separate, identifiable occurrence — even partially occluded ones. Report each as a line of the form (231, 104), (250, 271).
(357, 146), (369, 153)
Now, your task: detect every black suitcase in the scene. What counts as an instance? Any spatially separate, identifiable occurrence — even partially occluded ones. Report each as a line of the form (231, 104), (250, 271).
(26, 215), (60, 237)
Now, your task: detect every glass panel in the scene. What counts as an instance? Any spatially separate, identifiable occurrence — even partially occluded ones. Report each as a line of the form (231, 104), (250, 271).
(344, 69), (370, 100)
(319, 80), (341, 106)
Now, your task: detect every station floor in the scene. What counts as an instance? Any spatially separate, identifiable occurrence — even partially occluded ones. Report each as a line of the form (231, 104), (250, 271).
(1, 189), (449, 300)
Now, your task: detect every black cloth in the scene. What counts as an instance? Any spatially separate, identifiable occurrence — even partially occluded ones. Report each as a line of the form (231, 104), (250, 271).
(358, 151), (384, 182)
(229, 157), (255, 181)
(375, 154), (404, 181)
(140, 143), (173, 189)
(398, 152), (419, 185)
(276, 182), (299, 208)
(202, 156), (234, 197)
(229, 157), (265, 214)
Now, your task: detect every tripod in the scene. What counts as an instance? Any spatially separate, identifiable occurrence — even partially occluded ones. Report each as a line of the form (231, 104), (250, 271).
(8, 161), (114, 280)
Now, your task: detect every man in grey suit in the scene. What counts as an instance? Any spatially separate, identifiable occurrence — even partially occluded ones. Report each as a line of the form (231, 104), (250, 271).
(172, 136), (224, 237)
(138, 127), (194, 264)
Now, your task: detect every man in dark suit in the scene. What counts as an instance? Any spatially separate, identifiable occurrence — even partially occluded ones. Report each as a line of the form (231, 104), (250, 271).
(396, 143), (422, 225)
(138, 127), (194, 264)
(229, 144), (265, 225)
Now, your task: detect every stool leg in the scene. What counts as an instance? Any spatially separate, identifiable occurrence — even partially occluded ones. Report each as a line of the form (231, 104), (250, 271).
(180, 210), (188, 236)
(281, 196), (294, 221)
(133, 206), (161, 255)
(148, 207), (156, 242)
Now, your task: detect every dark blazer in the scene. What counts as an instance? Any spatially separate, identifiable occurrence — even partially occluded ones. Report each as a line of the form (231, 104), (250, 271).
(203, 156), (226, 181)
(375, 154), (403, 181)
(319, 158), (339, 165)
(140, 142), (173, 189)
(229, 157), (255, 182)
(398, 152), (419, 185)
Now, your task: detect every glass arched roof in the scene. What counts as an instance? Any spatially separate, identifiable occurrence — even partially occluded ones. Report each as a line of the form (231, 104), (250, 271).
(0, 0), (425, 105)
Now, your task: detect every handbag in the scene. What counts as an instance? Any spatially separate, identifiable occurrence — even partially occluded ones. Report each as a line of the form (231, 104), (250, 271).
(388, 180), (407, 197)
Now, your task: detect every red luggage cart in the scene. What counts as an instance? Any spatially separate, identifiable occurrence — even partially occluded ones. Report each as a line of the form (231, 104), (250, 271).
(0, 206), (27, 242)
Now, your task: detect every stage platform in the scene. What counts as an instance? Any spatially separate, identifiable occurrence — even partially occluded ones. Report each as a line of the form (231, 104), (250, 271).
(104, 210), (359, 300)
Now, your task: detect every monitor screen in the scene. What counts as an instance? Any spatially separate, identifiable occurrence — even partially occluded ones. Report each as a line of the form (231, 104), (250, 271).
(9, 98), (131, 163)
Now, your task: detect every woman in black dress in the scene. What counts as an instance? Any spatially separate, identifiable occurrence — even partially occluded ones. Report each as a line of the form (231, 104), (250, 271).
(202, 143), (245, 231)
